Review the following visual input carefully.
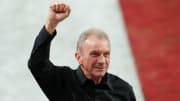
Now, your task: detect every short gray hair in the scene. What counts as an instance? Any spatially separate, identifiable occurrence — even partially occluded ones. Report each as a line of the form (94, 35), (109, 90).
(76, 28), (110, 52)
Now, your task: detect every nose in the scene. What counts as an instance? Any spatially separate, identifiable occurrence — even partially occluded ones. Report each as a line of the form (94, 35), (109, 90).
(97, 55), (106, 64)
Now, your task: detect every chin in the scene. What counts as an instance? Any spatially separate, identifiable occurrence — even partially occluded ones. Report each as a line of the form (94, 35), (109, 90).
(95, 72), (106, 78)
(93, 69), (107, 77)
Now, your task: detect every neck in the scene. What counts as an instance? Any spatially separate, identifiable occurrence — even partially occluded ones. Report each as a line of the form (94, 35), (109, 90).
(93, 77), (102, 85)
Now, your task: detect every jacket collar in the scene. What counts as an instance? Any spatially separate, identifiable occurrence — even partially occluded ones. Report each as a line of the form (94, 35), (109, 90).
(76, 66), (113, 90)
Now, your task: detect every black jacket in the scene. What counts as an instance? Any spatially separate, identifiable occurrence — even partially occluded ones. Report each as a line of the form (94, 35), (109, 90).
(28, 26), (136, 101)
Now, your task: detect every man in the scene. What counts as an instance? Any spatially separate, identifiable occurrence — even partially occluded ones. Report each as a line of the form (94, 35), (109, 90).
(28, 2), (136, 101)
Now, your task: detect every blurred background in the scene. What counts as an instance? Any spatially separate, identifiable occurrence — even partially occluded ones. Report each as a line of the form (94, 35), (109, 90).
(120, 0), (180, 101)
(0, 0), (179, 101)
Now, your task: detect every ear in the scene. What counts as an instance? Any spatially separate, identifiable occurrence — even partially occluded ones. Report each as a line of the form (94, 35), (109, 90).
(75, 52), (83, 64)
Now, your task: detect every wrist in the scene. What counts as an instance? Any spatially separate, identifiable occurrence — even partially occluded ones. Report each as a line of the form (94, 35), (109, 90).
(45, 20), (58, 34)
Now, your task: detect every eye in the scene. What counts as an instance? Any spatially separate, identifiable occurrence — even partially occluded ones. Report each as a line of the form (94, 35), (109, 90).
(104, 52), (110, 57)
(90, 51), (100, 57)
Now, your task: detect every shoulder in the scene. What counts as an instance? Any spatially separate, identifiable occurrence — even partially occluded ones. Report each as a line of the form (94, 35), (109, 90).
(55, 65), (74, 74)
(107, 73), (133, 91)
(107, 73), (136, 100)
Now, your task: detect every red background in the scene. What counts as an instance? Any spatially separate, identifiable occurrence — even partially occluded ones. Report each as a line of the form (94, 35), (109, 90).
(119, 0), (180, 101)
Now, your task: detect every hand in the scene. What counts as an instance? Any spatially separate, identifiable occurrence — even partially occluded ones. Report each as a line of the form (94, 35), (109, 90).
(45, 2), (71, 34)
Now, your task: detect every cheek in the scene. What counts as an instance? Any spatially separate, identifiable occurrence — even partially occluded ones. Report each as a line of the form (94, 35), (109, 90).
(88, 58), (97, 65)
(107, 58), (110, 64)
(82, 57), (93, 66)
(106, 56), (110, 63)
(86, 58), (98, 68)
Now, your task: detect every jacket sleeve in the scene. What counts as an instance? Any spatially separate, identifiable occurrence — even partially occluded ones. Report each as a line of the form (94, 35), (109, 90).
(28, 26), (60, 99)
(129, 88), (136, 101)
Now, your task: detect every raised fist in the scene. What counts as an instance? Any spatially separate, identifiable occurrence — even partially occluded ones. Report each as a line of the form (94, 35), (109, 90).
(45, 2), (71, 34)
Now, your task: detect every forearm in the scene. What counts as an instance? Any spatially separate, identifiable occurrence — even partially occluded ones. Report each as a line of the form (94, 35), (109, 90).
(28, 26), (56, 70)
(45, 19), (58, 34)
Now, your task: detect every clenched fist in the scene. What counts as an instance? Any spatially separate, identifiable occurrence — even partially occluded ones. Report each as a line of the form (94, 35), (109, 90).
(45, 2), (71, 34)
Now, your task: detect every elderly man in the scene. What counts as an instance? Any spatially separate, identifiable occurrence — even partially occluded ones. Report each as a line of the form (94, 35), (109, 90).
(28, 2), (136, 101)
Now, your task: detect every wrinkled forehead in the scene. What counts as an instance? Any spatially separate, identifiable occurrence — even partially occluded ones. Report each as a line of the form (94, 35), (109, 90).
(85, 34), (110, 44)
(82, 35), (111, 52)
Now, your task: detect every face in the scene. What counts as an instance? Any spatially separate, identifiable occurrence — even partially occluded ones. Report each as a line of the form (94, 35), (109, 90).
(75, 35), (110, 79)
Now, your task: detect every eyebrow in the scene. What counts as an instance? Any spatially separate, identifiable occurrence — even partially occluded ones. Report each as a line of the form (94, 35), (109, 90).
(90, 50), (110, 55)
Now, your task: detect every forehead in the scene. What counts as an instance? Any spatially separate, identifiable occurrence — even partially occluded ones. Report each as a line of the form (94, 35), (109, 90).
(82, 35), (110, 52)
